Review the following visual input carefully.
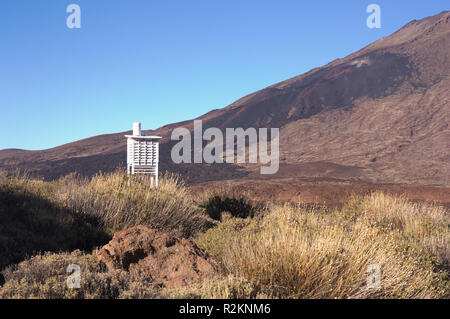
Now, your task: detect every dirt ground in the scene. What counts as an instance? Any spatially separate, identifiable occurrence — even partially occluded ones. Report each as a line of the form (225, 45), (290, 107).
(190, 178), (450, 209)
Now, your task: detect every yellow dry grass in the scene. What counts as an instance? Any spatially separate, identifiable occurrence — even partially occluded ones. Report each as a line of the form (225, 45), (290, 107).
(196, 193), (449, 298)
(1, 170), (448, 299)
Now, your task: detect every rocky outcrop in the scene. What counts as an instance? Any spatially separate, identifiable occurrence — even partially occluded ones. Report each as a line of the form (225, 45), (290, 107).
(97, 226), (221, 288)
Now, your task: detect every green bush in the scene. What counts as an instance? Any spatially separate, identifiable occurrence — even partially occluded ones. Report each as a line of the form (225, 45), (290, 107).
(201, 194), (257, 221)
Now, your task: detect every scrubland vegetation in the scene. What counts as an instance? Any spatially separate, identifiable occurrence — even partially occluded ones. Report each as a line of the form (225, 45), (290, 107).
(0, 171), (448, 298)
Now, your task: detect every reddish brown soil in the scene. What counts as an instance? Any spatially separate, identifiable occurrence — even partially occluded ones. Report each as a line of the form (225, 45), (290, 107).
(97, 226), (220, 288)
(190, 178), (450, 209)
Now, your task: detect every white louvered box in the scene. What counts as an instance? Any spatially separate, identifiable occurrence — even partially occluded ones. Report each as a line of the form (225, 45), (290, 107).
(125, 122), (162, 186)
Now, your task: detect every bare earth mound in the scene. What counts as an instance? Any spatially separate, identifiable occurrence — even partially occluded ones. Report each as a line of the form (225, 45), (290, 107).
(97, 226), (221, 288)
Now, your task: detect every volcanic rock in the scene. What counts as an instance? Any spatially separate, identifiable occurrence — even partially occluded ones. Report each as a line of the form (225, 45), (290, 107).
(97, 225), (220, 288)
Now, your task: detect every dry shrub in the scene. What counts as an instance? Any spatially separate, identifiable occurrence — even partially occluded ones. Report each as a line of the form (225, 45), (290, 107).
(2, 170), (213, 239)
(0, 251), (261, 299)
(164, 275), (265, 299)
(51, 170), (213, 238)
(196, 192), (449, 298)
(0, 179), (109, 270)
(0, 170), (213, 270)
(201, 195), (257, 221)
(2, 169), (448, 299)
(198, 188), (260, 221)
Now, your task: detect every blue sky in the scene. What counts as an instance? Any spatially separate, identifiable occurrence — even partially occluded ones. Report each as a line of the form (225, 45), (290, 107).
(0, 1), (448, 150)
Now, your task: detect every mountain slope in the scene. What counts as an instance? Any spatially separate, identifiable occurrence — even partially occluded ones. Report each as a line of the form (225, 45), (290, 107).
(0, 11), (449, 185)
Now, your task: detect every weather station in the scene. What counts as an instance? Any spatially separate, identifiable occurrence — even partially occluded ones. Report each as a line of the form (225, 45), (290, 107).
(125, 122), (162, 187)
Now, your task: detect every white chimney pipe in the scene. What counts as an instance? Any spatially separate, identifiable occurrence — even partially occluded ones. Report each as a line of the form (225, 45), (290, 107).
(133, 122), (141, 136)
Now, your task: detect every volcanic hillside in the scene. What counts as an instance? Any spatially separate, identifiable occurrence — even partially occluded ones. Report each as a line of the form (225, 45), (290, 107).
(0, 11), (449, 187)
